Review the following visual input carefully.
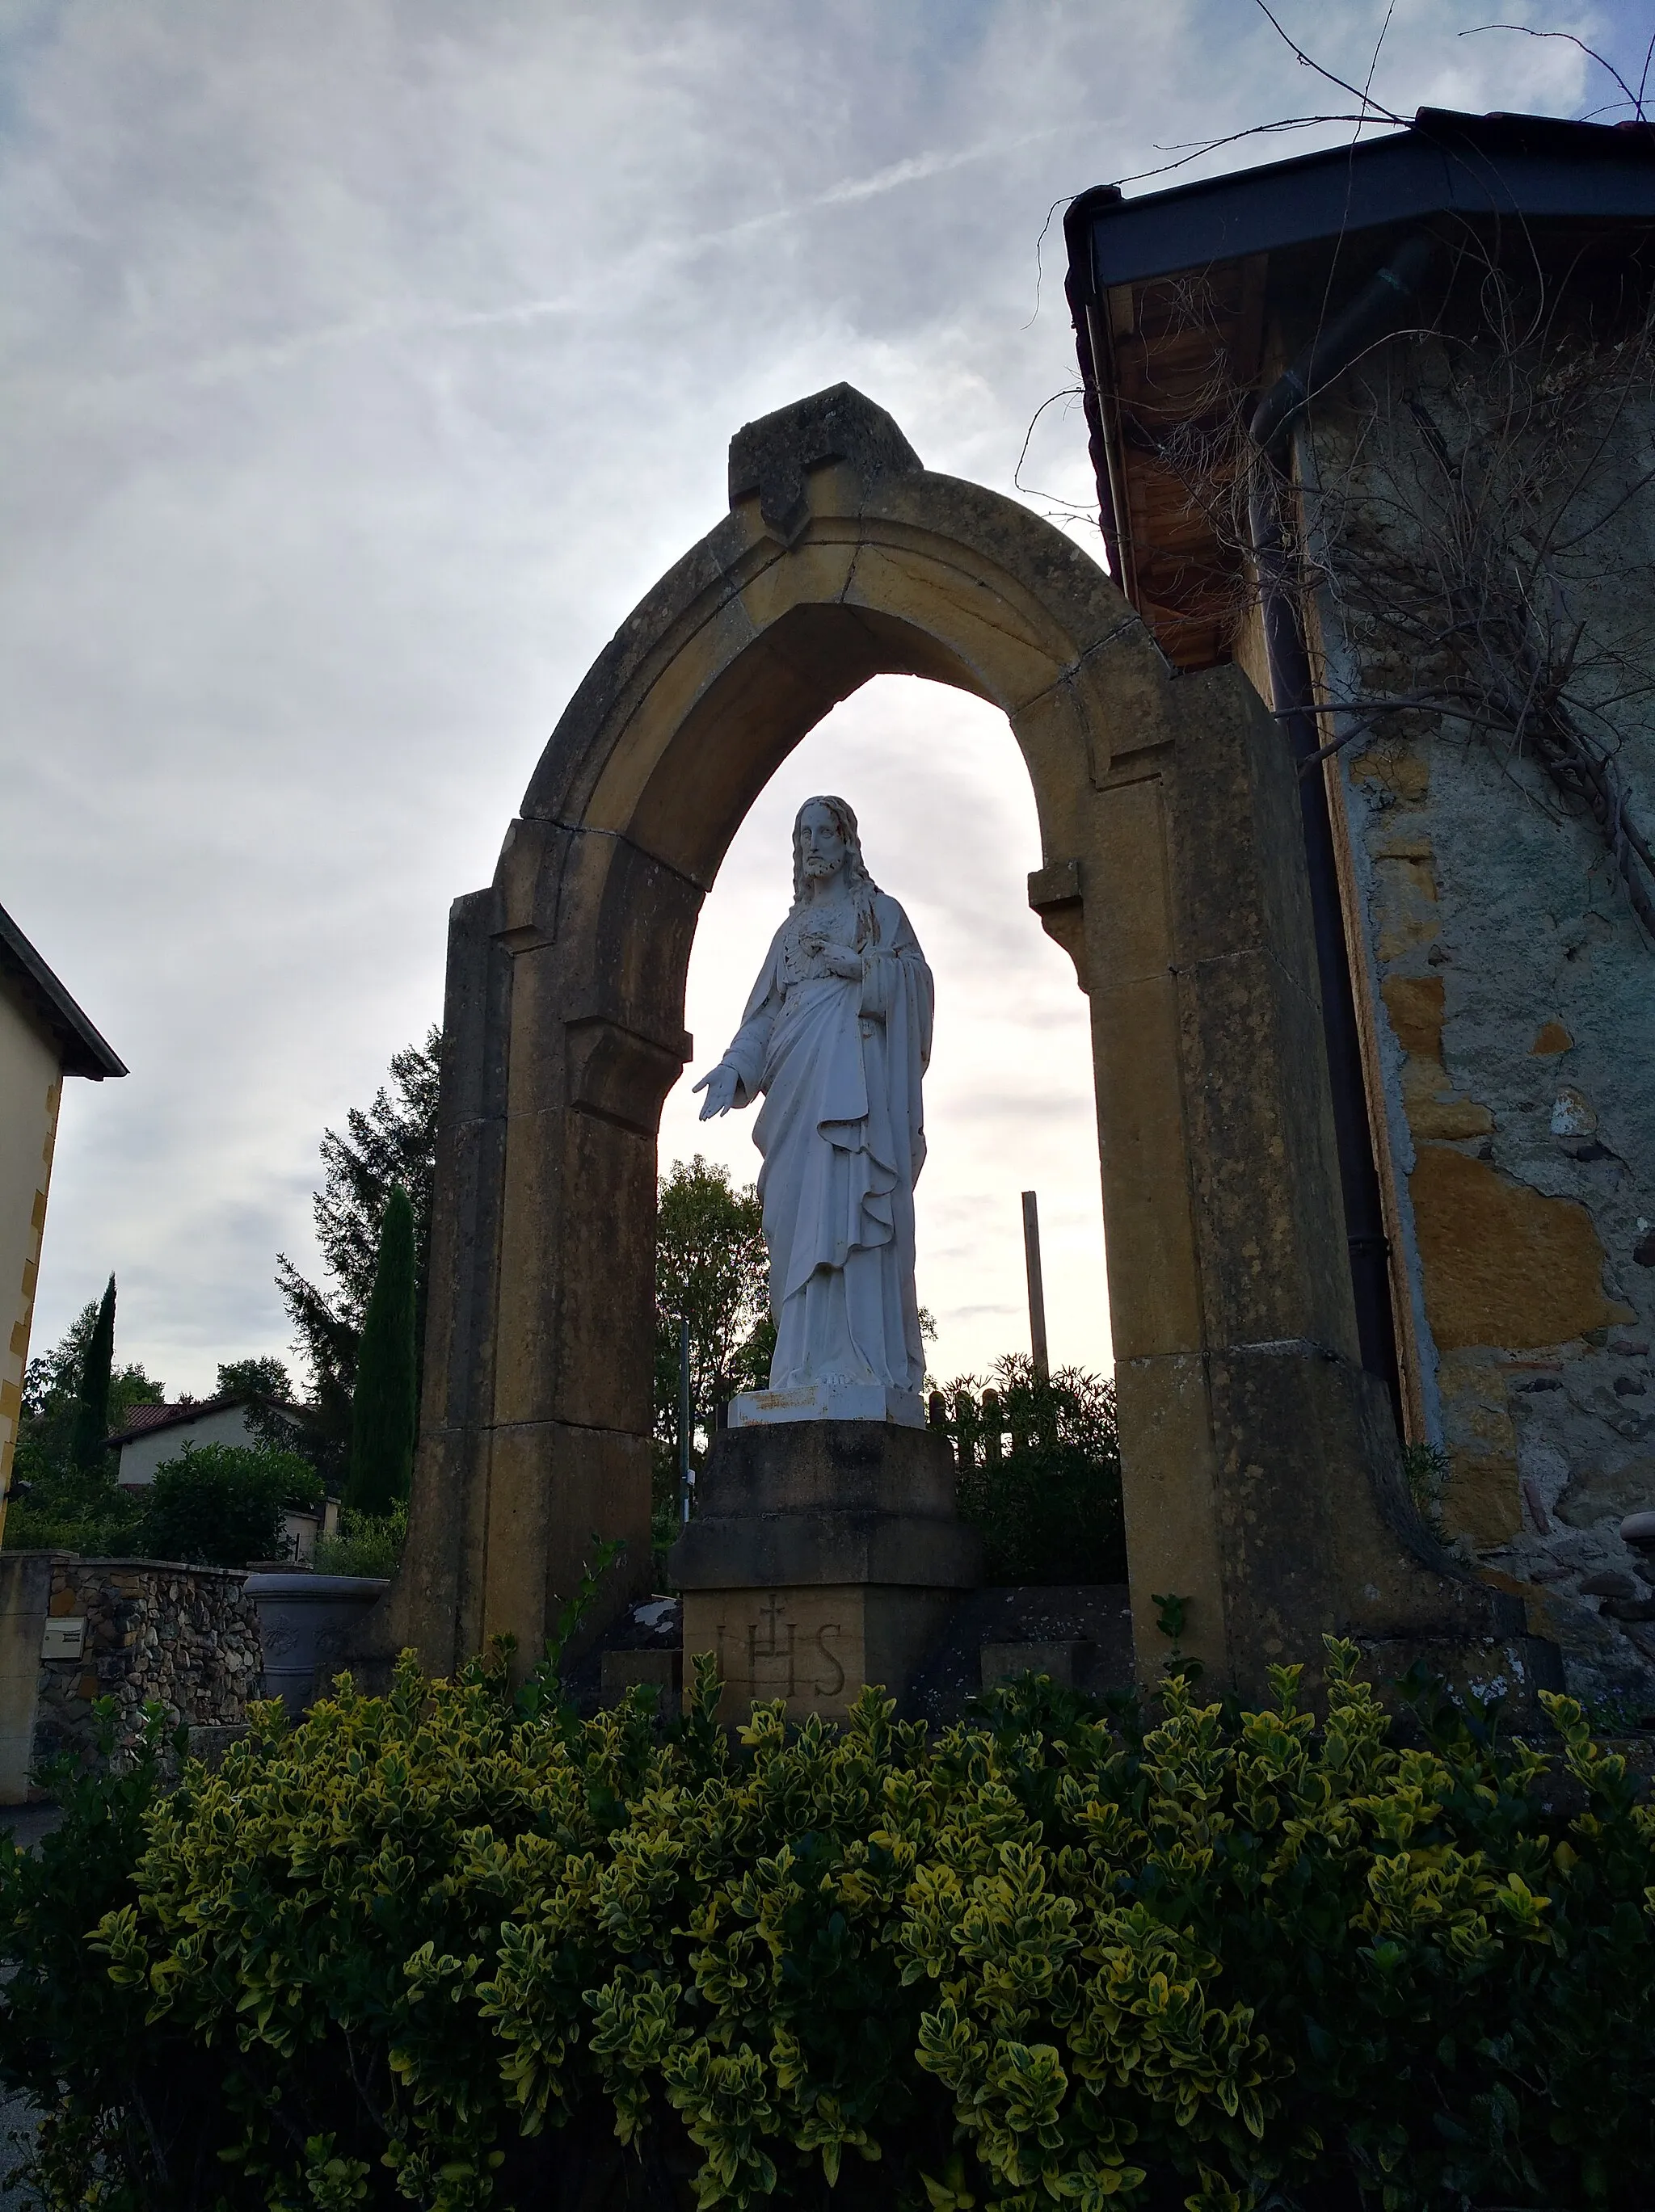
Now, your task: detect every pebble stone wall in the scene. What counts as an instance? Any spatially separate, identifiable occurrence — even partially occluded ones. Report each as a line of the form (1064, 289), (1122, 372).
(34, 1557), (262, 1768)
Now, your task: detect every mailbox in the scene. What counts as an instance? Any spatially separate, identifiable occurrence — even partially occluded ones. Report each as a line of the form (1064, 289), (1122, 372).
(41, 1617), (86, 1660)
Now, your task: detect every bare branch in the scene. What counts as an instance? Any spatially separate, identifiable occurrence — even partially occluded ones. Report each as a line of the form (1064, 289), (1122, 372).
(1013, 385), (1088, 504)
(1251, 0), (1407, 124)
(1109, 115), (1398, 192)
(1461, 24), (1649, 120)
(1548, 453), (1655, 553)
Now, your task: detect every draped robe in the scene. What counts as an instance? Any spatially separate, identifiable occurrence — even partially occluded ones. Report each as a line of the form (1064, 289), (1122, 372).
(719, 889), (933, 1394)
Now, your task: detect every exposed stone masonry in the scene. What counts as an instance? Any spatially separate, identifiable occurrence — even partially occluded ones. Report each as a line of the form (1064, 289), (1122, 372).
(1303, 351), (1655, 1709)
(35, 1557), (262, 1768)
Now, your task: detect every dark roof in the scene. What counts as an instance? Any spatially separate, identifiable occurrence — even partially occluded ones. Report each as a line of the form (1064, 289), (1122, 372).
(1067, 107), (1655, 296)
(1063, 107), (1655, 669)
(0, 903), (125, 1079)
(106, 1393), (302, 1449)
(106, 1402), (179, 1442)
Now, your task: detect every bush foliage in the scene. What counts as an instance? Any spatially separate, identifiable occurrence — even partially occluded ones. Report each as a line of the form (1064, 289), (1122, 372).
(1, 1646), (1652, 2211)
(6, 1436), (321, 1568)
(139, 1442), (323, 1566)
(946, 1356), (1126, 1585)
(314, 1499), (409, 1579)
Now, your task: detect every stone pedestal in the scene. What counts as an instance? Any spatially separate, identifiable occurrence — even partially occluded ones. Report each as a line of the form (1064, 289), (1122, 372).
(728, 1381), (925, 1429)
(668, 1419), (981, 1722)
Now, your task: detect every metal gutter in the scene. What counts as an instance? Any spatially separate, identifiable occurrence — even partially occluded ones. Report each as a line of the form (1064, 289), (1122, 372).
(1066, 108), (1655, 299)
(1243, 236), (1438, 1418)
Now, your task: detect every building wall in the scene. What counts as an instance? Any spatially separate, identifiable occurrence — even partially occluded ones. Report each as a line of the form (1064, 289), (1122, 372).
(0, 1552), (53, 1802)
(116, 1401), (263, 1486)
(0, 982), (62, 1522)
(1301, 356), (1655, 1708)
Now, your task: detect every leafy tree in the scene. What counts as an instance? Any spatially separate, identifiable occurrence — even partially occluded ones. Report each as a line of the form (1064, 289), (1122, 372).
(276, 1028), (440, 1478)
(214, 1356), (291, 1402)
(19, 1297), (164, 1453)
(651, 1156), (772, 1553)
(140, 1443), (322, 1568)
(212, 1356), (327, 1464)
(68, 1276), (116, 1471)
(5, 1294), (164, 1554)
(943, 1352), (1125, 1584)
(346, 1186), (418, 1515)
(654, 1156), (772, 1426)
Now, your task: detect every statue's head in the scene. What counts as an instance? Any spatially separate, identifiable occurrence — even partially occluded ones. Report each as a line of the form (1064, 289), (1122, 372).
(792, 795), (878, 905)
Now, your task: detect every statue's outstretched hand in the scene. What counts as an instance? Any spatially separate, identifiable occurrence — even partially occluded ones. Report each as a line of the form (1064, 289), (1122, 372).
(693, 1063), (739, 1119)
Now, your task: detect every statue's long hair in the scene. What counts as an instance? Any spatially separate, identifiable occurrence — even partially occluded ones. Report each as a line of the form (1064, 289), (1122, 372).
(790, 797), (880, 942)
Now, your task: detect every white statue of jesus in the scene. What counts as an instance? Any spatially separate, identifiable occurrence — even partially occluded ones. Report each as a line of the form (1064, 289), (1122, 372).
(694, 796), (933, 1411)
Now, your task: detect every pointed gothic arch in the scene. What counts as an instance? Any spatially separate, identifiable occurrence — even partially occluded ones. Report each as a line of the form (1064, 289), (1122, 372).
(370, 385), (1525, 1699)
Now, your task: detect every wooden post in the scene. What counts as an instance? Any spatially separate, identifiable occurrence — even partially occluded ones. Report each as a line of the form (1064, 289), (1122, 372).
(1021, 1190), (1050, 1380)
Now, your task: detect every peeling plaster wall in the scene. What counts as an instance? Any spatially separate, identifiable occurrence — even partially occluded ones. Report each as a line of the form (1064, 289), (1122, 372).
(1301, 368), (1655, 1709)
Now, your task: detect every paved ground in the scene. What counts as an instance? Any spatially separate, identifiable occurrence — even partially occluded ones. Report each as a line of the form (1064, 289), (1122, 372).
(0, 1809), (57, 2206)
(0, 2091), (36, 2208)
(0, 1808), (59, 1856)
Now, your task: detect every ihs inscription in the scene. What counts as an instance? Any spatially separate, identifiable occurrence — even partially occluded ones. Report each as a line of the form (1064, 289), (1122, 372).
(719, 1592), (846, 1701)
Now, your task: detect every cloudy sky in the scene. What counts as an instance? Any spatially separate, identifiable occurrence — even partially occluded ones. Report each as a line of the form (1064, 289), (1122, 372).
(4, 0), (1637, 1398)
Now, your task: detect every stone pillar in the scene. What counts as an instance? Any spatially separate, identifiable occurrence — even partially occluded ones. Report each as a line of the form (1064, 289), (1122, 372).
(670, 1421), (982, 1720)
(1030, 667), (1556, 1701)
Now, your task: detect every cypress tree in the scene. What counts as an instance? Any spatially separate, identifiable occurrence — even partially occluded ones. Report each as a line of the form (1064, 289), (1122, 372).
(346, 1186), (418, 1514)
(69, 1275), (117, 1471)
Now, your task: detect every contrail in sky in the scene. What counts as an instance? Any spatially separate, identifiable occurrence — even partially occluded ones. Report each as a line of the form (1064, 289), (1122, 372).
(10, 120), (1091, 403)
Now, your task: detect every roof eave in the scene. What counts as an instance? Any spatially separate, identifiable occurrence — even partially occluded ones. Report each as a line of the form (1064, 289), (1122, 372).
(0, 904), (125, 1080)
(1068, 107), (1655, 304)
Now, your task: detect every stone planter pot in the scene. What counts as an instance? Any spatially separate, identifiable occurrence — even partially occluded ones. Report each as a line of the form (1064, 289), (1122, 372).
(244, 1573), (390, 1720)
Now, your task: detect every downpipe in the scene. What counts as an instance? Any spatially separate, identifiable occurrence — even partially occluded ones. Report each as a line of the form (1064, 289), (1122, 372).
(1246, 235), (1435, 1421)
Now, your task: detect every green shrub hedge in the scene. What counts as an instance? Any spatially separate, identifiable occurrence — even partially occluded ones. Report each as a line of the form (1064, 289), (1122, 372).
(3, 1440), (322, 1566)
(2, 1646), (1652, 2211)
(139, 1441), (323, 1566)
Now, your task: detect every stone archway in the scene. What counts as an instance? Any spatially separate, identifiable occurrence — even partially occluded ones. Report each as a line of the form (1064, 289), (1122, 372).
(372, 384), (1531, 1700)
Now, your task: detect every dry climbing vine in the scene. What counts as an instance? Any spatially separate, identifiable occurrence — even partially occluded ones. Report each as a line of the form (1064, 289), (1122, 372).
(1297, 263), (1655, 938)
(1152, 243), (1655, 938)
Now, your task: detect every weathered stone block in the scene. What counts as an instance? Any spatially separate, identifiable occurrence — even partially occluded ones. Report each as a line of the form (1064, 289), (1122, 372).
(1412, 1144), (1620, 1349)
(672, 1422), (980, 1719)
(680, 1583), (959, 1724)
(672, 1421), (981, 1593)
(980, 1639), (1091, 1688)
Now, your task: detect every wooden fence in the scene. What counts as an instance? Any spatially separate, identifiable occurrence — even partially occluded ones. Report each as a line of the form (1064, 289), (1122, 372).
(928, 1389), (1055, 1470)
